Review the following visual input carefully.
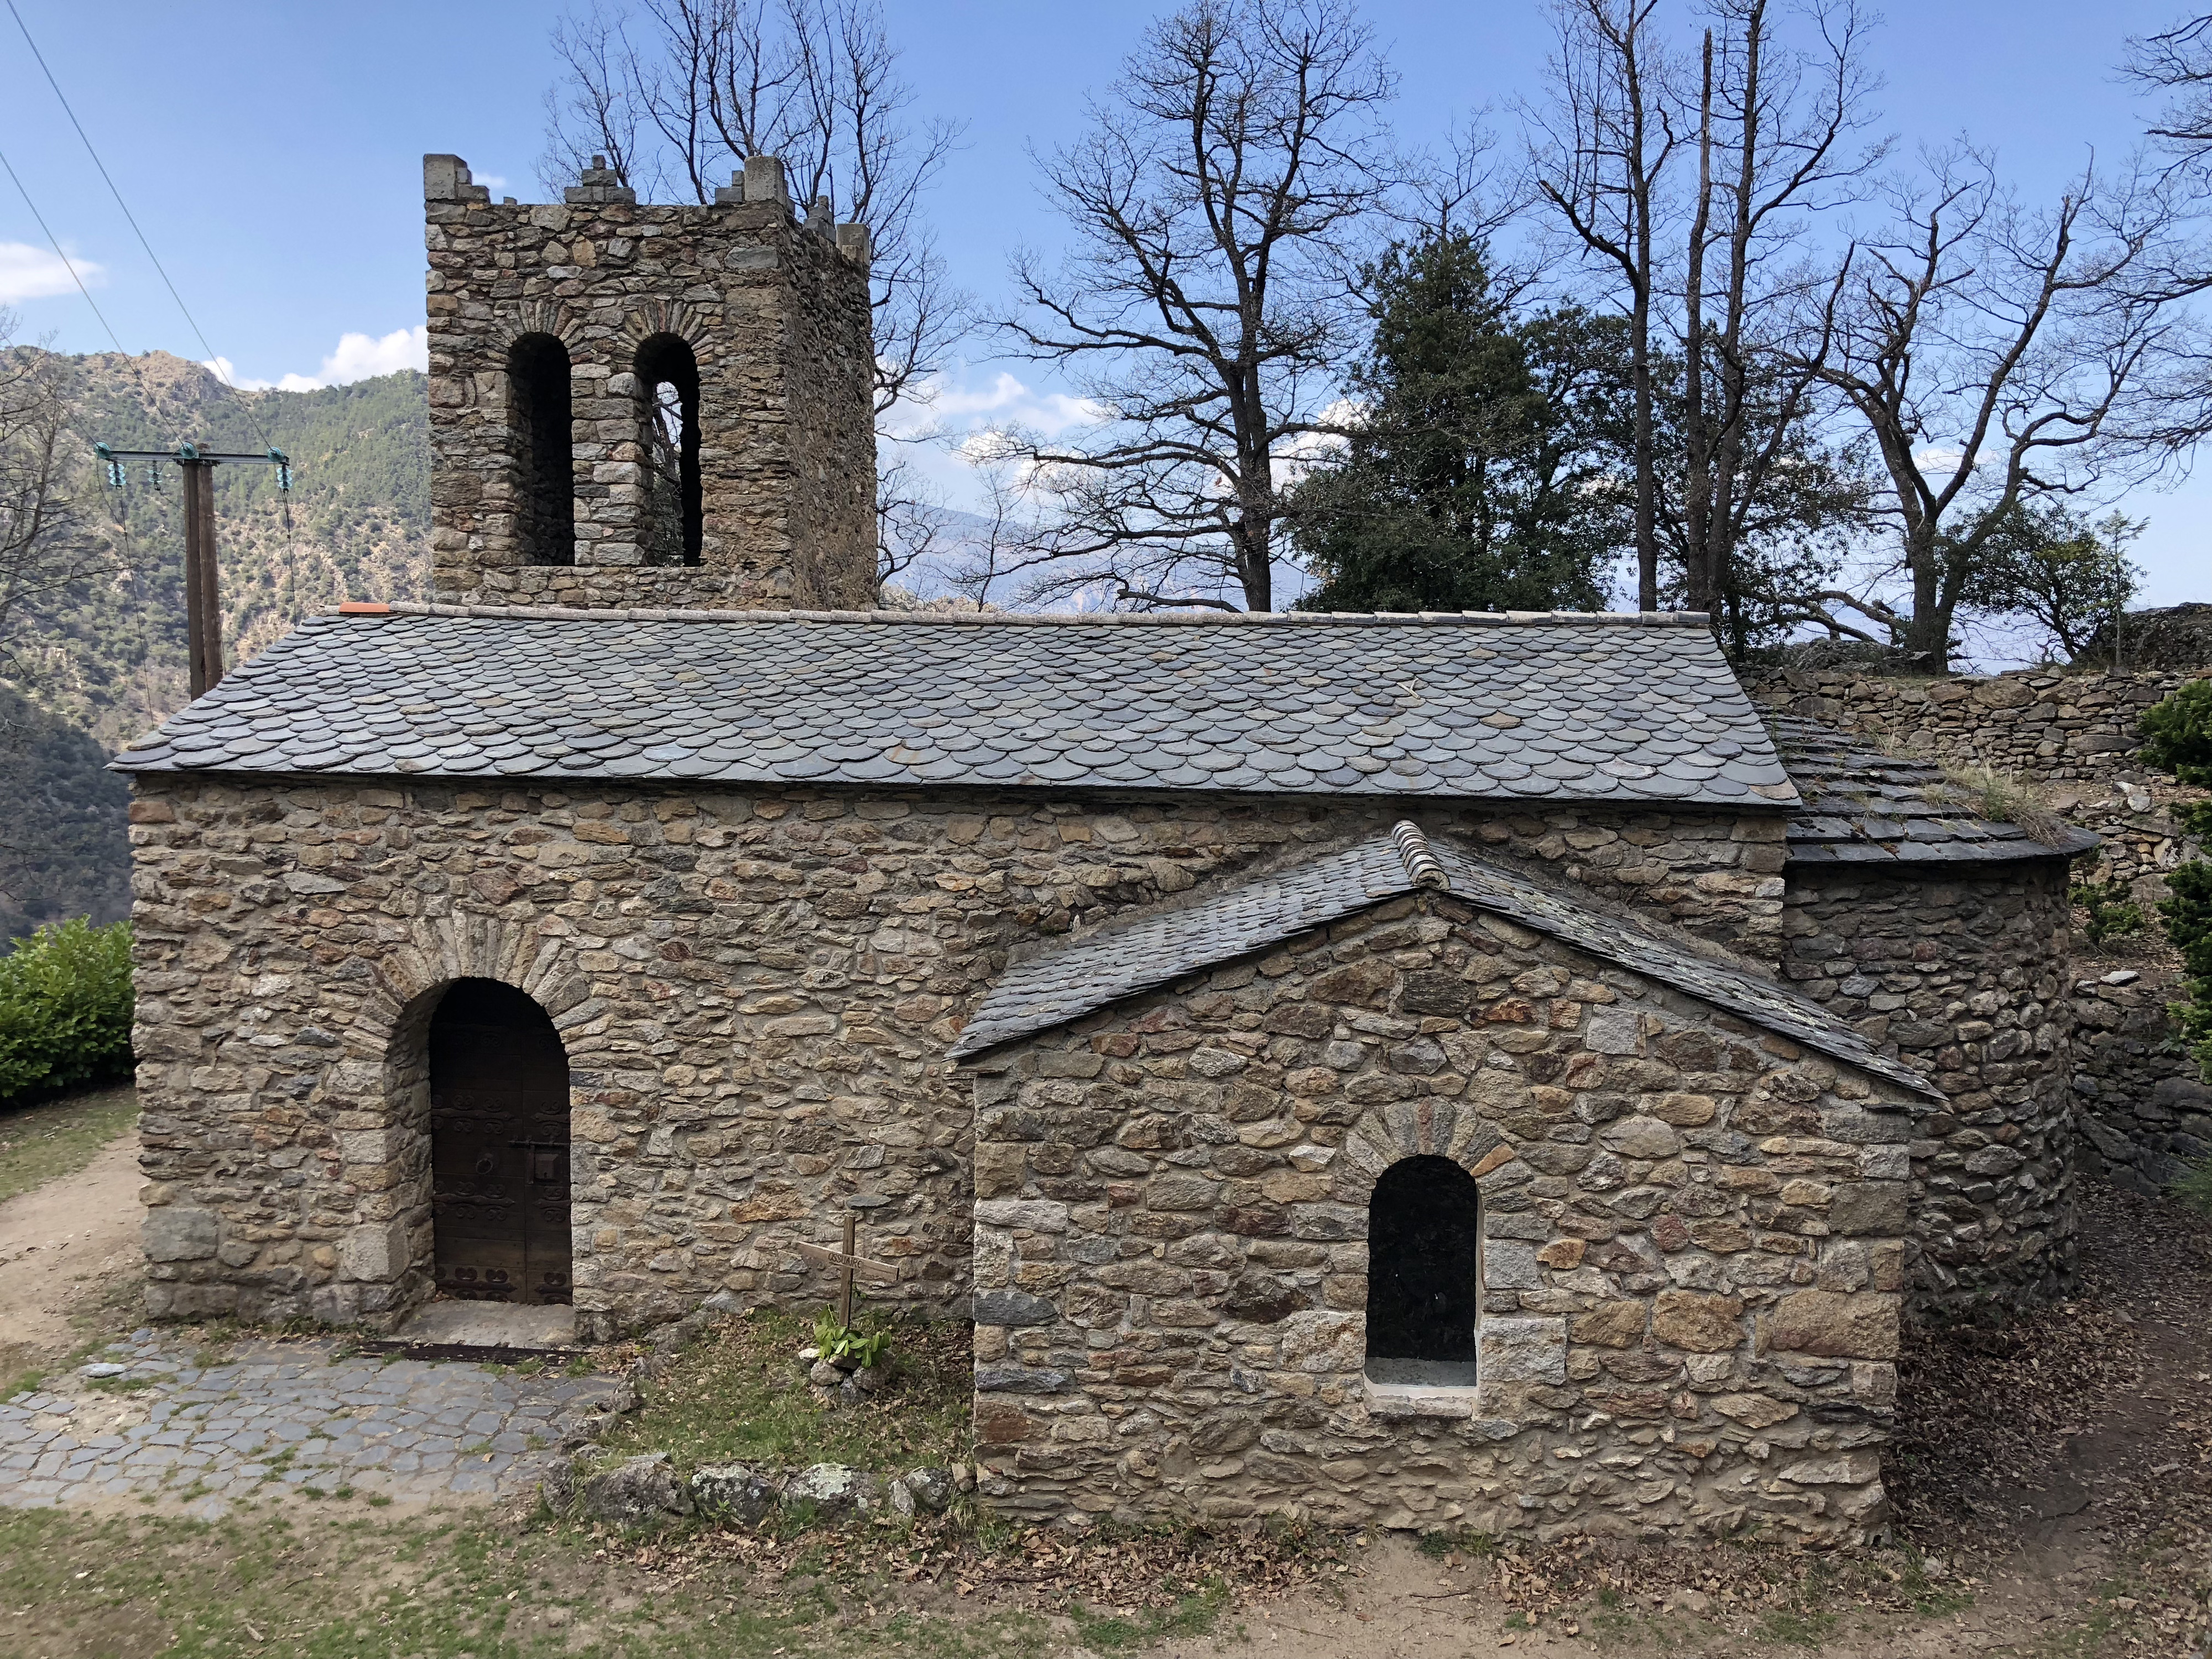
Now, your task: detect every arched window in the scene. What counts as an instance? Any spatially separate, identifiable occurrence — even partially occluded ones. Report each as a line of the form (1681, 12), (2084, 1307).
(1365, 1155), (1483, 1387)
(635, 333), (702, 566)
(508, 333), (576, 566)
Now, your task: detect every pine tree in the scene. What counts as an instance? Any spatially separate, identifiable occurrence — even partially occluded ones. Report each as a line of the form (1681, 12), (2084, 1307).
(1287, 232), (1631, 614)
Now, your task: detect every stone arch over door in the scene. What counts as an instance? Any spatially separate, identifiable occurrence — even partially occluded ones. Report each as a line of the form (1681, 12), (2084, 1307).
(358, 917), (594, 1327)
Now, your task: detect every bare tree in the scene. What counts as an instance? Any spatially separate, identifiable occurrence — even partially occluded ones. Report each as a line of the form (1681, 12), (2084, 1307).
(2130, 13), (2212, 188)
(984, 0), (1399, 613)
(1676, 0), (1882, 618)
(0, 327), (100, 678)
(874, 451), (945, 589)
(1526, 0), (1677, 611)
(543, 0), (965, 417)
(946, 462), (1032, 611)
(1791, 148), (2204, 668)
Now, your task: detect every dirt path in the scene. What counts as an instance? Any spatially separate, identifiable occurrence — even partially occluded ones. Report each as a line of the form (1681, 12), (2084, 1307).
(0, 1131), (140, 1373)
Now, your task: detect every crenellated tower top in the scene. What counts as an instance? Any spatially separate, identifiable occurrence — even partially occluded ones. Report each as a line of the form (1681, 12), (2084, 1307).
(422, 152), (876, 612)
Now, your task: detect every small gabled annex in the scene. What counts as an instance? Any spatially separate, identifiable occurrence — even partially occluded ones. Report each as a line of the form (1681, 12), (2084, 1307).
(956, 823), (1935, 1541)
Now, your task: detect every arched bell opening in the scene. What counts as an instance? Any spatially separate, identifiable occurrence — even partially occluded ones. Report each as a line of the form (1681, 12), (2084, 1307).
(635, 332), (703, 566)
(508, 332), (577, 566)
(1364, 1154), (1483, 1387)
(429, 977), (572, 1305)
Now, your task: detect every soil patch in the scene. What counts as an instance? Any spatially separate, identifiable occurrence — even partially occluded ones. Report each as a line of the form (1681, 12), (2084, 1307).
(0, 1094), (140, 1386)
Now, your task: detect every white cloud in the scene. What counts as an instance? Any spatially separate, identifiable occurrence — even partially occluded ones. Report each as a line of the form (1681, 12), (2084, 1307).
(202, 325), (429, 394)
(473, 173), (508, 190)
(885, 367), (1109, 442)
(0, 241), (103, 304)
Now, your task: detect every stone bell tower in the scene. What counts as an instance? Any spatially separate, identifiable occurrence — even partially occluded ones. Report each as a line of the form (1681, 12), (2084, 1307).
(422, 153), (877, 611)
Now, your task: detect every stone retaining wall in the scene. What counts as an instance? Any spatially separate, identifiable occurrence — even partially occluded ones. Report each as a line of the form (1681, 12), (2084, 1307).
(1753, 667), (2207, 782)
(966, 893), (1919, 1544)
(2070, 964), (2211, 1194)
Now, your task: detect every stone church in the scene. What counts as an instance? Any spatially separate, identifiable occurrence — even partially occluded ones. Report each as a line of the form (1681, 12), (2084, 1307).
(115, 154), (2089, 1544)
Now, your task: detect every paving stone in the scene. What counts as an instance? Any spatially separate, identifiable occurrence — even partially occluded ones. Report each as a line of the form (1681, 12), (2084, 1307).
(0, 1331), (615, 1511)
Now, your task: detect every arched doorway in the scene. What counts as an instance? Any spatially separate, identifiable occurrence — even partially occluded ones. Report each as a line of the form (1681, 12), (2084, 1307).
(1365, 1155), (1483, 1386)
(429, 978), (572, 1304)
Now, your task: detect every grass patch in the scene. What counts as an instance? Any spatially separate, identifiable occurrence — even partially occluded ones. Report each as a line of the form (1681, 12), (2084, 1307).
(1068, 1582), (1227, 1651)
(1416, 1525), (1496, 1559)
(600, 1307), (972, 1475)
(84, 1374), (155, 1394)
(0, 1506), (1053, 1658)
(0, 1082), (137, 1204)
(1759, 1604), (1841, 1645)
(1935, 761), (2070, 844)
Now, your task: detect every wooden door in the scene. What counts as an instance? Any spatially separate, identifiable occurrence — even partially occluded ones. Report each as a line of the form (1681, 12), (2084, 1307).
(429, 978), (572, 1305)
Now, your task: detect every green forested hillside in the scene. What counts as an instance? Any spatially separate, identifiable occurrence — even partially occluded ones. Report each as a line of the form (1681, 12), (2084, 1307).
(0, 684), (131, 939)
(17, 351), (430, 748)
(1, 351), (431, 935)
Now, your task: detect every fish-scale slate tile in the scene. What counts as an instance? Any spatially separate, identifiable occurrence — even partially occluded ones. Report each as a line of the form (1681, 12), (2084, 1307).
(1771, 717), (2096, 865)
(949, 821), (1938, 1098)
(113, 606), (1802, 806)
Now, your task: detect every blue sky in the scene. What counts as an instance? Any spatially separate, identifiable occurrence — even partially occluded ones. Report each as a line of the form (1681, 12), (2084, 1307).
(1, 0), (2206, 622)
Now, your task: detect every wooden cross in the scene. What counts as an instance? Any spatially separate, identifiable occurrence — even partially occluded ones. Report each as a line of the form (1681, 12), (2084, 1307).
(794, 1196), (896, 1327)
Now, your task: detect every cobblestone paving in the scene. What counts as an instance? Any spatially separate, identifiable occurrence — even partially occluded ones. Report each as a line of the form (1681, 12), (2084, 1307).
(0, 1329), (623, 1519)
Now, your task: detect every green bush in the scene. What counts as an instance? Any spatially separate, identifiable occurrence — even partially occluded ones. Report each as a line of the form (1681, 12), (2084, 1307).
(2142, 681), (2212, 1082)
(2139, 678), (2212, 786)
(2163, 859), (2212, 1082)
(2070, 878), (2146, 945)
(0, 917), (134, 1104)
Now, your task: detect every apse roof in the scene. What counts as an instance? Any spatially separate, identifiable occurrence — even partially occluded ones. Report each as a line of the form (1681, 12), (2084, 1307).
(1773, 717), (2097, 866)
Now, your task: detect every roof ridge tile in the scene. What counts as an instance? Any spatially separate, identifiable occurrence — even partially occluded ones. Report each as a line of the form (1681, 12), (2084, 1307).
(341, 602), (1717, 630)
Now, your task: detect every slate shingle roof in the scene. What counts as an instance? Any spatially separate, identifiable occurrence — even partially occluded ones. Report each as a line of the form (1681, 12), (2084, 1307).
(1773, 717), (2097, 866)
(113, 605), (1801, 807)
(949, 821), (1939, 1098)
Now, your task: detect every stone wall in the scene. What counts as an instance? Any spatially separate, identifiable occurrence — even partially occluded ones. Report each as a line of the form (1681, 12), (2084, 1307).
(126, 776), (1788, 1338)
(1776, 864), (2075, 1314)
(423, 154), (875, 613)
(1760, 664), (2212, 1211)
(2072, 963), (2211, 1193)
(966, 894), (1920, 1545)
(1754, 666), (2208, 782)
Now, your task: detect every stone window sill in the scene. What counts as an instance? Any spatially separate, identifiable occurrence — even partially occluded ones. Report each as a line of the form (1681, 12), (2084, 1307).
(1363, 1379), (1480, 1420)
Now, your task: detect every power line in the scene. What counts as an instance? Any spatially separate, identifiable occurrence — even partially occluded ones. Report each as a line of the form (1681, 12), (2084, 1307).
(0, 139), (125, 354)
(4, 0), (275, 449)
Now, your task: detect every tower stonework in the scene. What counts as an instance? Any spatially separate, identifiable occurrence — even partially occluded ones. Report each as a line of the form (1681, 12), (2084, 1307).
(423, 153), (876, 611)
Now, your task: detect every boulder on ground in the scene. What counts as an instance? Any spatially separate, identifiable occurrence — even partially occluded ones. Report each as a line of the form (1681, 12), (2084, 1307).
(901, 1466), (956, 1515)
(691, 1462), (780, 1525)
(581, 1452), (692, 1524)
(781, 1463), (884, 1519)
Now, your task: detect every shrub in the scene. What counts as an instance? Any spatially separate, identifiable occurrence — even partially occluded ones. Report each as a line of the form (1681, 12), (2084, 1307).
(0, 917), (134, 1104)
(2143, 681), (2212, 1082)
(2162, 859), (2212, 1082)
(2070, 878), (2146, 945)
(2139, 678), (2212, 785)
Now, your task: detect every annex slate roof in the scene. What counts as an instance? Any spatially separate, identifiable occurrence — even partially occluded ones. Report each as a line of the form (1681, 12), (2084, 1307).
(1773, 717), (2096, 867)
(949, 821), (1939, 1097)
(113, 604), (1801, 807)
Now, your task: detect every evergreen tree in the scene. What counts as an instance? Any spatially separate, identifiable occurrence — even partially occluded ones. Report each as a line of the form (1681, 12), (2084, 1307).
(1288, 232), (1630, 614)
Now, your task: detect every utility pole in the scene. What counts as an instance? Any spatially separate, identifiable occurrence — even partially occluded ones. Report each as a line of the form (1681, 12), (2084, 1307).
(96, 441), (290, 698)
